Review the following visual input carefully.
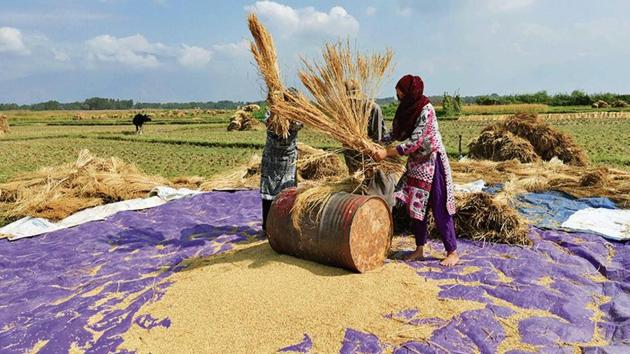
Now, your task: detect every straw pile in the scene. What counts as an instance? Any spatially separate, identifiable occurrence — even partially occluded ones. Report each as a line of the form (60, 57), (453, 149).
(0, 150), (169, 221)
(227, 110), (260, 131)
(0, 114), (8, 135)
(248, 13), (290, 138)
(450, 158), (630, 208)
(468, 129), (539, 163)
(470, 113), (589, 166)
(199, 155), (261, 191)
(612, 100), (629, 108)
(592, 100), (609, 109)
(449, 193), (531, 246)
(240, 104), (261, 112)
(296, 143), (346, 181)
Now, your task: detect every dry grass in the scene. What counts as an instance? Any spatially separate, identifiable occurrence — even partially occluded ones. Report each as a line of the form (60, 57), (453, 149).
(0, 114), (9, 134)
(450, 193), (531, 246)
(450, 158), (630, 208)
(0, 149), (169, 221)
(199, 154), (261, 191)
(247, 13), (290, 138)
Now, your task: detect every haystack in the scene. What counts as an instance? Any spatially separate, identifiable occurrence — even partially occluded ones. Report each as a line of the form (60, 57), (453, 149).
(0, 114), (9, 135)
(450, 193), (531, 246)
(472, 113), (589, 166)
(592, 100), (609, 108)
(0, 150), (169, 221)
(297, 143), (346, 180)
(468, 128), (539, 163)
(612, 100), (629, 108)
(241, 104), (261, 113)
(227, 110), (260, 131)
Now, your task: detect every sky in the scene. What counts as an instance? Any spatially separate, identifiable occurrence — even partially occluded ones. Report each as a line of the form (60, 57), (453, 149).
(1, 0), (629, 104)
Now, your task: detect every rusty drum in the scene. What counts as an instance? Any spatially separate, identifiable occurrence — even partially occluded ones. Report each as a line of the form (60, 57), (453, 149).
(266, 188), (393, 273)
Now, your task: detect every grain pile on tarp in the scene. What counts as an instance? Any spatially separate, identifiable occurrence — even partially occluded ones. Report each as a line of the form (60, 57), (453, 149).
(0, 149), (169, 221)
(2, 190), (625, 353)
(0, 114), (9, 134)
(227, 110), (260, 131)
(469, 113), (589, 166)
(296, 143), (346, 181)
(450, 158), (630, 208)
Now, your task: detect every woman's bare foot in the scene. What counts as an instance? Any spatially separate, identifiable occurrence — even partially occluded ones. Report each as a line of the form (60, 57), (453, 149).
(403, 247), (425, 262)
(440, 251), (459, 267)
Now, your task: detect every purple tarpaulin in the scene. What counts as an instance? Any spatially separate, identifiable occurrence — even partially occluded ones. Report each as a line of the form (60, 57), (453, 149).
(1, 190), (629, 353)
(0, 191), (262, 353)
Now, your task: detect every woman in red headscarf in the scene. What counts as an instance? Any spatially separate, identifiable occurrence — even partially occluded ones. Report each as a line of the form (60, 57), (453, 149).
(373, 75), (459, 266)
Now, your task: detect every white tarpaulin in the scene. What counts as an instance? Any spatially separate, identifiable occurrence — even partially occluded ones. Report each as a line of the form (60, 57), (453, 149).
(454, 180), (486, 194)
(0, 186), (202, 241)
(562, 208), (630, 241)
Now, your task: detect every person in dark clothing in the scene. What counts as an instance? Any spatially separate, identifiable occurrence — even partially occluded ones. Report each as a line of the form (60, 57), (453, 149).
(260, 88), (303, 233)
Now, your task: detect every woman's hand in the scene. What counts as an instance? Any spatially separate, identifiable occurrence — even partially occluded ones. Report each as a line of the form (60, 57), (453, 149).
(372, 147), (388, 162)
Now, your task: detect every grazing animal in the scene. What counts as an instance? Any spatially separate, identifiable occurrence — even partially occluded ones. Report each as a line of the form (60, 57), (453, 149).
(132, 113), (152, 134)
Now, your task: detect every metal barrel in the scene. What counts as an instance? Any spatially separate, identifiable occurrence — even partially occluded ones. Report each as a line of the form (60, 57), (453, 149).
(267, 188), (393, 273)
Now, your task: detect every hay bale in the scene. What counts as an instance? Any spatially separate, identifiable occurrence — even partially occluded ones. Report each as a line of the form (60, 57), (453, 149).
(612, 100), (629, 108)
(0, 114), (9, 134)
(497, 113), (589, 166)
(297, 143), (346, 180)
(593, 100), (609, 109)
(0, 150), (169, 221)
(468, 128), (539, 163)
(228, 110), (258, 131)
(449, 193), (531, 246)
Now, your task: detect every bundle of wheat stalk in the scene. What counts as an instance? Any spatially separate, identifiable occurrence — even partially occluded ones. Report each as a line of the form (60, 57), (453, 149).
(0, 114), (9, 134)
(468, 128), (539, 163)
(248, 13), (290, 138)
(296, 143), (346, 181)
(0, 150), (169, 221)
(227, 110), (260, 131)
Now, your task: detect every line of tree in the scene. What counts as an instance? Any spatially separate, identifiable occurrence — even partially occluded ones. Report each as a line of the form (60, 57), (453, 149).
(474, 91), (630, 106)
(0, 98), (261, 111)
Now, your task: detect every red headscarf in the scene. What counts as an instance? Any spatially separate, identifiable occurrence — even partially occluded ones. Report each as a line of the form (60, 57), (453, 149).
(392, 75), (431, 141)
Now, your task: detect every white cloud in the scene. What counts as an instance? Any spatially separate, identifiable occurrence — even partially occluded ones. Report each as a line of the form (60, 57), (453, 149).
(246, 1), (359, 37)
(178, 45), (212, 68)
(52, 48), (70, 62)
(484, 0), (536, 12)
(86, 34), (161, 68)
(365, 6), (377, 16)
(212, 39), (250, 58)
(0, 27), (29, 55)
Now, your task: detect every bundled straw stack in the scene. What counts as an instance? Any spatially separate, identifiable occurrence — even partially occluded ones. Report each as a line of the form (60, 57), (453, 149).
(0, 150), (169, 221)
(199, 155), (262, 191)
(248, 14), (290, 138)
(0, 114), (10, 135)
(227, 110), (260, 131)
(468, 129), (538, 163)
(469, 113), (589, 166)
(296, 143), (346, 181)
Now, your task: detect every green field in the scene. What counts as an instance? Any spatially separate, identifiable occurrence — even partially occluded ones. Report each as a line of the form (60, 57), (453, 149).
(1, 109), (629, 185)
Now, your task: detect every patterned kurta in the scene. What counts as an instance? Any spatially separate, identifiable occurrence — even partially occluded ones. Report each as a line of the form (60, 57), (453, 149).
(260, 115), (302, 201)
(394, 103), (456, 221)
